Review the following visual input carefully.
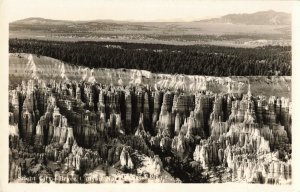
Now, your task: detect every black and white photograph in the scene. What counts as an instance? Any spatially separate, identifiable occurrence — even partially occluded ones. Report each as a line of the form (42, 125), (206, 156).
(1, 0), (299, 190)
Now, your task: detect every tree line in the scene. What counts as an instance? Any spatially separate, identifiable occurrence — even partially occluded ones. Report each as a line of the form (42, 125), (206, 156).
(9, 38), (291, 76)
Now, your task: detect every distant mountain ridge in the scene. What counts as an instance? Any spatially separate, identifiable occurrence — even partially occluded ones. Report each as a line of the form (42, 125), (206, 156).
(9, 10), (291, 47)
(201, 10), (291, 25)
(11, 17), (125, 25)
(11, 10), (291, 25)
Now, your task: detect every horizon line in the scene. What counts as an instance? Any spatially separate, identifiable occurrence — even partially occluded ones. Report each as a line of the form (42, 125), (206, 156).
(9, 9), (290, 23)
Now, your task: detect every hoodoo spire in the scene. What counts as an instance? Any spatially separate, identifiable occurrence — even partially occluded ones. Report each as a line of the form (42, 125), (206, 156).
(247, 81), (252, 99)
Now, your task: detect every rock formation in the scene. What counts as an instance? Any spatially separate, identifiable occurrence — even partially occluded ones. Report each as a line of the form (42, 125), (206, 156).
(8, 75), (292, 184)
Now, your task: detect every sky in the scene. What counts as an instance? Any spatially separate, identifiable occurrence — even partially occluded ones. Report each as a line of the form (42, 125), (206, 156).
(6, 0), (294, 22)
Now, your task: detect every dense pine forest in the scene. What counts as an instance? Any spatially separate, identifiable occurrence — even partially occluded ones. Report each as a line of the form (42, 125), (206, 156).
(9, 39), (291, 76)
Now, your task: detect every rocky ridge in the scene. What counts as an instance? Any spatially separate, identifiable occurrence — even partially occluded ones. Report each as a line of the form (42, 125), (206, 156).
(8, 53), (292, 183)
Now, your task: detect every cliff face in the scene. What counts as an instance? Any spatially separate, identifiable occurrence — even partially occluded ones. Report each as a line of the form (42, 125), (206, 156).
(8, 53), (292, 184)
(9, 53), (291, 98)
